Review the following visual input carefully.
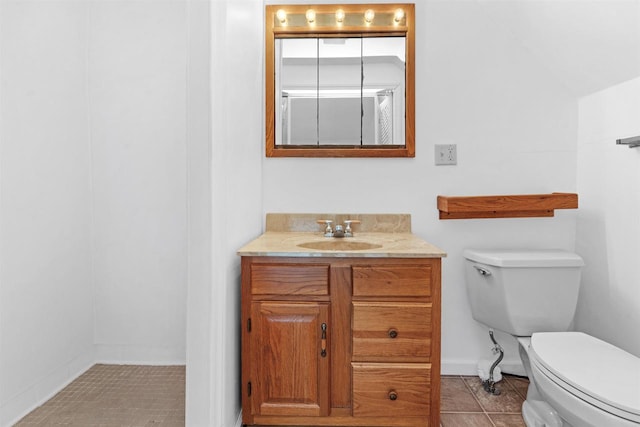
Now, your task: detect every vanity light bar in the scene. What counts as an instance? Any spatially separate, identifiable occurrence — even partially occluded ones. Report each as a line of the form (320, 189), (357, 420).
(305, 9), (316, 24)
(364, 9), (375, 24)
(394, 8), (404, 23)
(276, 9), (287, 24)
(272, 7), (406, 29)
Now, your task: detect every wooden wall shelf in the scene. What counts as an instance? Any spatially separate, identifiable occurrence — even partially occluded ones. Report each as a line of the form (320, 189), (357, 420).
(437, 193), (578, 220)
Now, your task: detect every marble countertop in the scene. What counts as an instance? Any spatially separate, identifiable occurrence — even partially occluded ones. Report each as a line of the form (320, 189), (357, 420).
(237, 231), (446, 258)
(238, 213), (446, 258)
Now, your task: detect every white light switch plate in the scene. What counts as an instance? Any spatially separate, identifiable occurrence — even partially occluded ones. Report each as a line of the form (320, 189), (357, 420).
(435, 144), (457, 165)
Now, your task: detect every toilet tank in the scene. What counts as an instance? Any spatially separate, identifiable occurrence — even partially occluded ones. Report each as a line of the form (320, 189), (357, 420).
(463, 249), (584, 337)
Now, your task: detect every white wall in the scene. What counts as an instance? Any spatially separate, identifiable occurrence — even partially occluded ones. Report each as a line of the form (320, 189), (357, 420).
(211, 2), (264, 425)
(261, 0), (579, 374)
(186, 0), (264, 425)
(0, 2), (94, 424)
(575, 77), (640, 357)
(185, 0), (214, 424)
(88, 0), (188, 364)
(1, 1), (190, 423)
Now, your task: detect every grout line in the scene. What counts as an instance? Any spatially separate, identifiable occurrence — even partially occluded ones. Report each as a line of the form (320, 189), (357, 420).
(461, 375), (487, 412)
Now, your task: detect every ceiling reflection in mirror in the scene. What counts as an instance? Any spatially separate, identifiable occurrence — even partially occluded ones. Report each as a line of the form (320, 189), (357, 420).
(275, 37), (406, 147)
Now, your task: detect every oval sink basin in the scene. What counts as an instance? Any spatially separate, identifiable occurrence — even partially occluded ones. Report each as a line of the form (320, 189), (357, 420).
(297, 240), (383, 251)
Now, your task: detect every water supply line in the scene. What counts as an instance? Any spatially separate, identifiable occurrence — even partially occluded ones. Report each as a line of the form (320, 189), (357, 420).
(483, 329), (504, 395)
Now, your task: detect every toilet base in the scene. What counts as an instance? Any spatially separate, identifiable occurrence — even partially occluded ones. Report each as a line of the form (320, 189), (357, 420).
(518, 338), (566, 427)
(522, 400), (564, 427)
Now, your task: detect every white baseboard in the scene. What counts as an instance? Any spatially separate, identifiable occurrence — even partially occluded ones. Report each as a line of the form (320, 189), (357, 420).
(1, 349), (94, 427)
(94, 344), (186, 365)
(442, 357), (526, 377)
(235, 411), (243, 427)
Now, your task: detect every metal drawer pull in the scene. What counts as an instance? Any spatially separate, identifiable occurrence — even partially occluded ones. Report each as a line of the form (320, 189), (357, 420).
(388, 390), (398, 401)
(388, 329), (398, 339)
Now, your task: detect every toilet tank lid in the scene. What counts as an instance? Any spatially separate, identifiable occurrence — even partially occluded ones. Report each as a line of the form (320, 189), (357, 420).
(463, 249), (584, 267)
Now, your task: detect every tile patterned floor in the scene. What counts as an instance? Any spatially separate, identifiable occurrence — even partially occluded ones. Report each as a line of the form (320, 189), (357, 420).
(14, 364), (185, 426)
(441, 374), (529, 427)
(15, 366), (527, 426)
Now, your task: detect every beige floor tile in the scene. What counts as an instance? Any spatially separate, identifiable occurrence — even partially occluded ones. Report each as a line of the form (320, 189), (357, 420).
(441, 412), (494, 427)
(441, 377), (483, 413)
(489, 413), (528, 427)
(463, 376), (525, 413)
(504, 375), (530, 400)
(14, 365), (185, 427)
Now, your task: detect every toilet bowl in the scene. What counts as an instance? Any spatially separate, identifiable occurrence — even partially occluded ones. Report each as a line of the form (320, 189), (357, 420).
(521, 332), (640, 427)
(463, 249), (640, 427)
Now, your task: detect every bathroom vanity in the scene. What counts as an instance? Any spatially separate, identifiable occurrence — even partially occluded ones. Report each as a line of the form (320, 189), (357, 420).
(238, 214), (446, 427)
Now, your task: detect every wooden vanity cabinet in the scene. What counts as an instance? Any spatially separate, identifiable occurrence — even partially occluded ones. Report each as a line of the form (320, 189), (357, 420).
(241, 256), (441, 427)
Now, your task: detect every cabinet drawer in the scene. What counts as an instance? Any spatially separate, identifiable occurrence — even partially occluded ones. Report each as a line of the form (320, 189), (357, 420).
(251, 264), (329, 296)
(352, 363), (431, 417)
(352, 302), (431, 361)
(352, 265), (431, 297)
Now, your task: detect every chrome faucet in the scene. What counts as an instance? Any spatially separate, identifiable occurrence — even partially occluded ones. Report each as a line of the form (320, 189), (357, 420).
(318, 220), (334, 237)
(317, 219), (360, 238)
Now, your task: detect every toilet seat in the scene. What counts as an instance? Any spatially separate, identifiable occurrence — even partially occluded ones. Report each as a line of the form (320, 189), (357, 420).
(530, 332), (640, 423)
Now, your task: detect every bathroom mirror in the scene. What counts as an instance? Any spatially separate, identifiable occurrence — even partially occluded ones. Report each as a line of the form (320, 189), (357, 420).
(266, 4), (415, 157)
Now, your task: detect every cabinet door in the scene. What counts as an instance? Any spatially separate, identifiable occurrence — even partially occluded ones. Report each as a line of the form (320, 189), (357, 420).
(250, 302), (330, 417)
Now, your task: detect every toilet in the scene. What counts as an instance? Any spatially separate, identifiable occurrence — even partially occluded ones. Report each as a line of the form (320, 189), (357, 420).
(464, 249), (640, 427)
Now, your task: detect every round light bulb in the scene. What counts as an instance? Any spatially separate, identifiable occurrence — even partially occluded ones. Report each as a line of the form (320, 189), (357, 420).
(276, 9), (287, 24)
(364, 9), (375, 24)
(335, 9), (345, 23)
(394, 8), (405, 23)
(305, 9), (316, 24)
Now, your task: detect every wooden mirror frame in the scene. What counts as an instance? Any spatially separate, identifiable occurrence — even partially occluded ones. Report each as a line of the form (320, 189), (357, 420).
(265, 4), (415, 158)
